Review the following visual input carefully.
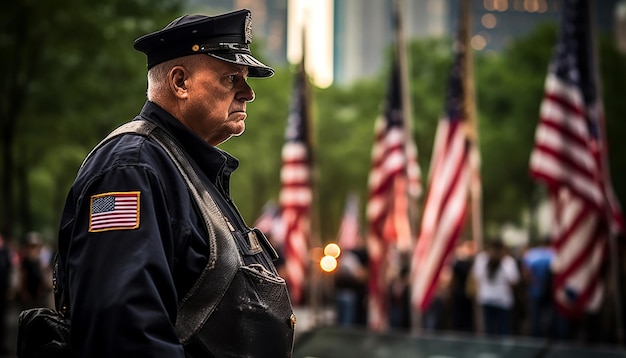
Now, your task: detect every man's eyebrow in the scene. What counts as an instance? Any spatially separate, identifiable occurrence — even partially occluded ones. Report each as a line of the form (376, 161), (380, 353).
(227, 64), (249, 75)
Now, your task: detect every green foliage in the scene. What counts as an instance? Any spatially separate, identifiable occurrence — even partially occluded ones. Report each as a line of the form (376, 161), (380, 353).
(475, 23), (626, 231)
(598, 36), (626, 208)
(475, 23), (557, 225)
(313, 77), (384, 239)
(409, 38), (454, 166)
(0, 0), (183, 240)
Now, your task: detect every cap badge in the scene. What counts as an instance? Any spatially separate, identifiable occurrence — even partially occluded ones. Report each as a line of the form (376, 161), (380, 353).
(191, 44), (200, 52)
(244, 13), (252, 44)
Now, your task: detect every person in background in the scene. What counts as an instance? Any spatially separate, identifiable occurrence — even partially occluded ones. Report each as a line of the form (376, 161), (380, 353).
(51, 9), (294, 358)
(388, 260), (411, 330)
(334, 247), (368, 327)
(19, 232), (49, 310)
(472, 239), (520, 336)
(421, 263), (452, 332)
(522, 236), (555, 338)
(450, 240), (476, 333)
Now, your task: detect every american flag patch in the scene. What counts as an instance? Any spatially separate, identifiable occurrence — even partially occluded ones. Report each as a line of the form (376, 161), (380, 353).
(89, 192), (140, 232)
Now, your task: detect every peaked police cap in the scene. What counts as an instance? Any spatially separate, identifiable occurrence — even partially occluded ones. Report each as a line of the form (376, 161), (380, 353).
(133, 9), (274, 78)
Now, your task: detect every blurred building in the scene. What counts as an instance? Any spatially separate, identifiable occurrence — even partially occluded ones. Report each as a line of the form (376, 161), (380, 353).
(187, 0), (289, 67)
(187, 0), (622, 86)
(455, 0), (622, 55)
(332, 0), (449, 85)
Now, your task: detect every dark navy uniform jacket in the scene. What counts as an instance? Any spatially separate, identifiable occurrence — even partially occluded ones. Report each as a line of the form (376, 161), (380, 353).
(56, 101), (278, 357)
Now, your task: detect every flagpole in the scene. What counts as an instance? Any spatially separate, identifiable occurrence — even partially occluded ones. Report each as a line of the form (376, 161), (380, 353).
(460, 0), (481, 251)
(458, 0), (484, 335)
(589, 2), (624, 346)
(393, 0), (420, 242)
(300, 20), (324, 327)
(394, 0), (413, 177)
(392, 0), (420, 334)
(392, 0), (415, 254)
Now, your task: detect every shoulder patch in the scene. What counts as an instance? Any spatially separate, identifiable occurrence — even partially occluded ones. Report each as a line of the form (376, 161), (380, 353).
(89, 191), (141, 232)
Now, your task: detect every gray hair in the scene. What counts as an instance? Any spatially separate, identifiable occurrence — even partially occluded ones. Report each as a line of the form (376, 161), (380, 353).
(146, 55), (202, 101)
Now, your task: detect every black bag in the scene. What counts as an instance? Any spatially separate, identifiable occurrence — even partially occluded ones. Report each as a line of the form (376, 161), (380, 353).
(18, 252), (71, 358)
(17, 307), (71, 358)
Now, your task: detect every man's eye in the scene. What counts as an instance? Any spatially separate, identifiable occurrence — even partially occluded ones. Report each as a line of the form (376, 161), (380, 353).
(227, 75), (236, 83)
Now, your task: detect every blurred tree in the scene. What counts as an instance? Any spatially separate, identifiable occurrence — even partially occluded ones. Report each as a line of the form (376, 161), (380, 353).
(598, 36), (626, 214)
(223, 64), (384, 240)
(314, 76), (383, 240)
(0, 0), (182, 240)
(224, 38), (454, 241)
(475, 23), (557, 232)
(225, 26), (626, 243)
(476, 23), (626, 237)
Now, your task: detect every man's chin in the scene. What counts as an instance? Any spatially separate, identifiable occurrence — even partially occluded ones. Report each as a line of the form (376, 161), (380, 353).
(215, 130), (244, 146)
(233, 125), (245, 137)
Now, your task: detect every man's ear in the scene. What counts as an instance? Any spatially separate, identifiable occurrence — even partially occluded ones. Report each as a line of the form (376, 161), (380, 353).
(169, 66), (189, 99)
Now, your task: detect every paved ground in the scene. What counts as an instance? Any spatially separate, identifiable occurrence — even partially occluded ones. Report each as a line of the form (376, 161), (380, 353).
(293, 326), (626, 358)
(7, 303), (624, 358)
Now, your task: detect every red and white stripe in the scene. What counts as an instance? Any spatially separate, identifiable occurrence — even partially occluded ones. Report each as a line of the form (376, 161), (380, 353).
(530, 74), (620, 315)
(411, 119), (470, 311)
(366, 117), (411, 330)
(280, 141), (312, 305)
(406, 138), (422, 200)
(254, 200), (285, 247)
(90, 193), (139, 231)
(337, 193), (362, 251)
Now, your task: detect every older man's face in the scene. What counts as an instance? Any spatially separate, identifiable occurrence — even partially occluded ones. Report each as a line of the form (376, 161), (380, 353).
(180, 55), (255, 146)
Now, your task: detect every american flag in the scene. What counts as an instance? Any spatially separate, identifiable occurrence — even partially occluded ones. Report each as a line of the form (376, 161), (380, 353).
(337, 193), (362, 251)
(279, 62), (312, 305)
(406, 137), (422, 200)
(411, 4), (473, 312)
(89, 192), (140, 232)
(366, 57), (414, 330)
(529, 0), (623, 317)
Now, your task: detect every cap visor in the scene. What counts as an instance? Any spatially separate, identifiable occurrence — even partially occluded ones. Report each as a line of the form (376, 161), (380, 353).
(206, 52), (274, 78)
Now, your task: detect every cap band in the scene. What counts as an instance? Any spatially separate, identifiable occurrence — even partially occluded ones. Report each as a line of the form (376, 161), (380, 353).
(195, 42), (251, 54)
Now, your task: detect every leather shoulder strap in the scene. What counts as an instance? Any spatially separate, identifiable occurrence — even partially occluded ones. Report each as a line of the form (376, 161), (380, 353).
(82, 119), (241, 343)
(79, 120), (158, 170)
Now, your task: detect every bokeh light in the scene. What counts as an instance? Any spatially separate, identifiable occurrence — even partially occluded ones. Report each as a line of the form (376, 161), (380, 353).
(471, 35), (488, 51)
(320, 255), (337, 272)
(310, 246), (324, 263)
(484, 0), (509, 12)
(524, 0), (548, 13)
(482, 13), (497, 29)
(323, 243), (341, 258)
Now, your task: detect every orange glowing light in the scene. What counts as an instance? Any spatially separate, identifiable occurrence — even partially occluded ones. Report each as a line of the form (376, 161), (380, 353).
(323, 243), (341, 258)
(320, 255), (338, 272)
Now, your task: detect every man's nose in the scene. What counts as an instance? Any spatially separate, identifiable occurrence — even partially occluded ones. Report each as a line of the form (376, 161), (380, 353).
(239, 81), (255, 102)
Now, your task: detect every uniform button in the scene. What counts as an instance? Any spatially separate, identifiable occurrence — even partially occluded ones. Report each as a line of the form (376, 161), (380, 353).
(289, 313), (296, 329)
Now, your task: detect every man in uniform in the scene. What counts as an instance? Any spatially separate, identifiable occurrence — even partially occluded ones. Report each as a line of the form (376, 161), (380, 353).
(55, 9), (294, 357)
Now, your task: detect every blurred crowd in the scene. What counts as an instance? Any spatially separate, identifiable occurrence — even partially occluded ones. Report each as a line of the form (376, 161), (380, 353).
(331, 237), (626, 347)
(0, 230), (55, 357)
(1, 228), (624, 354)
